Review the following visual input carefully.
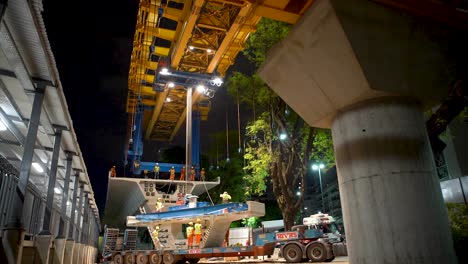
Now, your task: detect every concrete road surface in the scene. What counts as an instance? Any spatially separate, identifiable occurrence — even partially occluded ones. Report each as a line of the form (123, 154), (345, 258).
(199, 256), (349, 263)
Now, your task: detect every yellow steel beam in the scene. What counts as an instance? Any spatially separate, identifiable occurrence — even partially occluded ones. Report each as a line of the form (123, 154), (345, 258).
(145, 87), (170, 139)
(254, 5), (300, 24)
(169, 91), (203, 141)
(171, 0), (206, 68)
(206, 2), (254, 73)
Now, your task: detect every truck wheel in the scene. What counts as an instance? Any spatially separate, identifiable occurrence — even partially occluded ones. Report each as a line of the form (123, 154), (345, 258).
(125, 253), (135, 264)
(114, 254), (123, 264)
(283, 244), (302, 263)
(188, 258), (199, 264)
(136, 252), (148, 264)
(163, 251), (176, 264)
(149, 252), (162, 264)
(306, 243), (326, 262)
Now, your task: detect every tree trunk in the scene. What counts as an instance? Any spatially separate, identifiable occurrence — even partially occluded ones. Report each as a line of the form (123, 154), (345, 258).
(281, 203), (297, 230)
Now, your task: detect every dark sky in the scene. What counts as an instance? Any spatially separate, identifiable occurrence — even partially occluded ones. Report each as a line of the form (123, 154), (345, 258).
(42, 0), (254, 215)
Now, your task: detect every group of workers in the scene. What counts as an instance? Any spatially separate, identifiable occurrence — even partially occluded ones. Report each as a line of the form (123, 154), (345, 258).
(186, 219), (203, 248)
(169, 166), (206, 181)
(108, 164), (207, 180)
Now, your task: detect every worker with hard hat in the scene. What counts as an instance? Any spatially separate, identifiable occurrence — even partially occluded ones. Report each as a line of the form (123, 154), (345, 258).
(186, 222), (194, 248)
(200, 168), (206, 181)
(220, 191), (231, 203)
(190, 166), (196, 181)
(109, 165), (116, 177)
(154, 163), (160, 179)
(156, 197), (164, 212)
(179, 166), (186, 181)
(169, 166), (176, 180)
(194, 218), (203, 247)
(152, 225), (160, 243)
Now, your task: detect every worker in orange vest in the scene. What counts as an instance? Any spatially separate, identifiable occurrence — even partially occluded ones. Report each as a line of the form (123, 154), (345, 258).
(190, 166), (196, 181)
(169, 166), (175, 180)
(179, 166), (186, 181)
(194, 219), (203, 247)
(109, 166), (116, 177)
(186, 222), (194, 248)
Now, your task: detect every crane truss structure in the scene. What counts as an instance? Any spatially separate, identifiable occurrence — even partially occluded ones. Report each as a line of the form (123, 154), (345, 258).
(127, 0), (315, 143)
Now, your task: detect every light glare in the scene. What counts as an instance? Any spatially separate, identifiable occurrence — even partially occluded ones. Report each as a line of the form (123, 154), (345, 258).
(32, 162), (44, 173)
(196, 85), (205, 93)
(54, 187), (61, 194)
(279, 133), (287, 140)
(160, 68), (170, 75)
(0, 120), (6, 131)
(168, 82), (175, 88)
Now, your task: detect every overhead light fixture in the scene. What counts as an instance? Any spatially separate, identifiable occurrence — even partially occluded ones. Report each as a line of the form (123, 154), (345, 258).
(166, 97), (172, 102)
(211, 77), (223, 86)
(168, 82), (175, 88)
(0, 120), (6, 131)
(160, 68), (170, 75)
(207, 49), (212, 53)
(196, 85), (206, 93)
(189, 46), (194, 50)
(32, 162), (44, 173)
(54, 187), (61, 194)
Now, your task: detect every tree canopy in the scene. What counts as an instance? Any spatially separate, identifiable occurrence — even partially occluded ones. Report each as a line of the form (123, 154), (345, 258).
(226, 18), (335, 229)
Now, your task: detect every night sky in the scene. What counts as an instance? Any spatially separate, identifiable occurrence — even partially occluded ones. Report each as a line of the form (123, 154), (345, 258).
(42, 0), (253, 215)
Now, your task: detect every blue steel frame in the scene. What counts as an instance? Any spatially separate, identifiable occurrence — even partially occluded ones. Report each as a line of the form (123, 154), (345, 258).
(127, 62), (218, 177)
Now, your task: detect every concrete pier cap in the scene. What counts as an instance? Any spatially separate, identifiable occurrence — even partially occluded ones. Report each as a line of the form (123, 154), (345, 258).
(258, 0), (458, 263)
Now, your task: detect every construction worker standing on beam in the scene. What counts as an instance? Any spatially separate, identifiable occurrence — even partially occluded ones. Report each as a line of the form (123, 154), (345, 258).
(194, 219), (203, 247)
(154, 163), (160, 179)
(169, 166), (175, 180)
(179, 166), (186, 181)
(190, 166), (196, 181)
(186, 222), (194, 248)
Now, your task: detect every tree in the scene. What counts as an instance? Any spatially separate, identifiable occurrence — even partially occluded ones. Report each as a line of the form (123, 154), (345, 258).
(226, 18), (335, 229)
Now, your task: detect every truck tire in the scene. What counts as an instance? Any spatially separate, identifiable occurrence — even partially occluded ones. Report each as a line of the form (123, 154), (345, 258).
(306, 243), (326, 262)
(188, 258), (199, 264)
(163, 251), (176, 264)
(283, 244), (302, 263)
(125, 253), (135, 264)
(149, 252), (162, 264)
(325, 256), (335, 262)
(114, 254), (123, 264)
(136, 252), (148, 264)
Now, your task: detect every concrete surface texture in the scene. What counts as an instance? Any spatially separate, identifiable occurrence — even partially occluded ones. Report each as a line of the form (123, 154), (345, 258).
(332, 97), (456, 263)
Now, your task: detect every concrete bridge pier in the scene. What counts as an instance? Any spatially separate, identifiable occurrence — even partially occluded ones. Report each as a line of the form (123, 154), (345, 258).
(331, 97), (456, 263)
(258, 0), (463, 262)
(64, 240), (75, 264)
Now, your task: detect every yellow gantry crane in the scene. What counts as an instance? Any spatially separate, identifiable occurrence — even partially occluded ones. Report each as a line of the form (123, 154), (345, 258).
(127, 0), (315, 144)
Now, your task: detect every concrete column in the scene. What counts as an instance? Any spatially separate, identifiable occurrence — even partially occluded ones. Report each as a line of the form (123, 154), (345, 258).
(331, 97), (456, 263)
(68, 172), (80, 240)
(2, 85), (45, 264)
(63, 240), (75, 264)
(42, 129), (63, 234)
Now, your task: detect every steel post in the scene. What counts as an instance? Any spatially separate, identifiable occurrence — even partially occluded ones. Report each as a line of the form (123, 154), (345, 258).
(58, 152), (73, 238)
(68, 173), (79, 240)
(185, 87), (192, 181)
(76, 184), (84, 241)
(41, 129), (63, 234)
